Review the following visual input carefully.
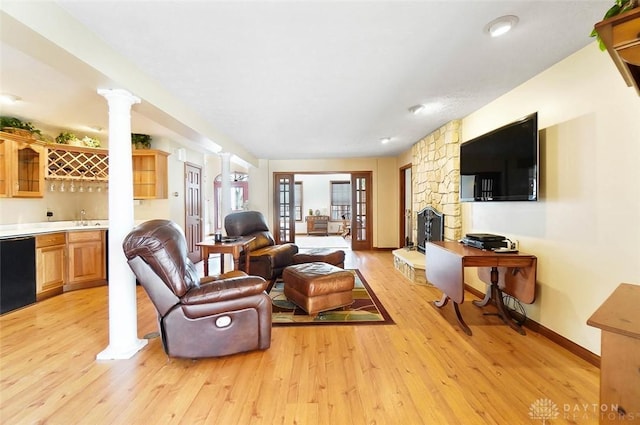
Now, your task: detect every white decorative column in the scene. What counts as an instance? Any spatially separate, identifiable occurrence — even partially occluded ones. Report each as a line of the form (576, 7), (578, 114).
(219, 152), (232, 228)
(218, 152), (232, 270)
(96, 88), (148, 360)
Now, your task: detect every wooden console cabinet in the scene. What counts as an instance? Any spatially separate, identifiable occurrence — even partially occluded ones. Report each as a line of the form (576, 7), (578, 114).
(588, 283), (640, 424)
(306, 215), (329, 236)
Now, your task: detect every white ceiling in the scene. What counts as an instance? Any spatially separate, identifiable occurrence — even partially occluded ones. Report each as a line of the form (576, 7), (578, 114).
(0, 1), (609, 163)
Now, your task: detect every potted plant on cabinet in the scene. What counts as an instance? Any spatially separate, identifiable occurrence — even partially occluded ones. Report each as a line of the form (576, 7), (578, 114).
(0, 116), (42, 138)
(131, 133), (151, 149)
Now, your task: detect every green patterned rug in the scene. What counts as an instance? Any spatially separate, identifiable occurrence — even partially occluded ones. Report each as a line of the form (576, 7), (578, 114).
(269, 269), (394, 326)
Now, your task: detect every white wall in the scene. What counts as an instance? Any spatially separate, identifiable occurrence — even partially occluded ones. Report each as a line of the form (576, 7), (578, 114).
(461, 43), (640, 355)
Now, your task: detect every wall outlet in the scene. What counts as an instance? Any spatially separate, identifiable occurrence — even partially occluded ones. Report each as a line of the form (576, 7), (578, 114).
(46, 210), (53, 218)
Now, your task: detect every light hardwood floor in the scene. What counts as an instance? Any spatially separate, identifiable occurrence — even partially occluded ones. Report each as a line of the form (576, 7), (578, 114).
(0, 250), (599, 424)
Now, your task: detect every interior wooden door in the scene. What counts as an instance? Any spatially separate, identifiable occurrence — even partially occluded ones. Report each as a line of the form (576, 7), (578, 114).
(185, 163), (202, 263)
(351, 172), (372, 250)
(273, 173), (295, 244)
(400, 164), (412, 248)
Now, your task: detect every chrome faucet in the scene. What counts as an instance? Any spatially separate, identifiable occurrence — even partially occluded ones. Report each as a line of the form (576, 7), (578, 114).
(80, 209), (87, 226)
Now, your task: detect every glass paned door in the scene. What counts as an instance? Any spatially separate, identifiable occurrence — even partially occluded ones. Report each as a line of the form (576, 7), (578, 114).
(273, 173), (295, 244)
(351, 172), (372, 250)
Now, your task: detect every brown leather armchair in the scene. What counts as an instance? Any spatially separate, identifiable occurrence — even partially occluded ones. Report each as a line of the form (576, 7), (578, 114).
(122, 219), (271, 358)
(224, 211), (298, 281)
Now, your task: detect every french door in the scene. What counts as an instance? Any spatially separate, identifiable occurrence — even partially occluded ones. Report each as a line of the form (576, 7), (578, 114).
(351, 172), (372, 250)
(273, 173), (295, 244)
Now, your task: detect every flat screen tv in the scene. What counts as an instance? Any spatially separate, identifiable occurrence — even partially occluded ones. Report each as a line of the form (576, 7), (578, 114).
(460, 112), (538, 202)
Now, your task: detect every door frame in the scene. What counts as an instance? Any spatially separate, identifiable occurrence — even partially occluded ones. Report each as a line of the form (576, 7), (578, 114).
(272, 171), (372, 250)
(184, 162), (203, 264)
(273, 173), (295, 244)
(399, 163), (412, 248)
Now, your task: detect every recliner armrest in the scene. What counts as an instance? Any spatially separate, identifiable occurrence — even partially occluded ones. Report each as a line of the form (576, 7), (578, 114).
(181, 276), (268, 305)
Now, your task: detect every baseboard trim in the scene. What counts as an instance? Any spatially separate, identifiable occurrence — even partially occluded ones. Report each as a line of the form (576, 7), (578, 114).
(464, 284), (600, 368)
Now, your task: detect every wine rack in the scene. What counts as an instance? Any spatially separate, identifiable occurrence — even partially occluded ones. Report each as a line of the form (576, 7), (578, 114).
(46, 145), (109, 182)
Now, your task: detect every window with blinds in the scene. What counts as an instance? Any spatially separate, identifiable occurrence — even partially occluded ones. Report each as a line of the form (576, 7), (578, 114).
(330, 180), (351, 220)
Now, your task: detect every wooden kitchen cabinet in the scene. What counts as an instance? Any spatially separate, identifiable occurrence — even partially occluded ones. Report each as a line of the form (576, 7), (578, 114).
(132, 149), (168, 199)
(587, 283), (640, 424)
(0, 131), (46, 198)
(66, 230), (106, 290)
(0, 137), (9, 197)
(35, 232), (66, 300)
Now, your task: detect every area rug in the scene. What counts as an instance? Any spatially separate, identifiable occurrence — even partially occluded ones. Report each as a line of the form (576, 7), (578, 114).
(269, 269), (394, 326)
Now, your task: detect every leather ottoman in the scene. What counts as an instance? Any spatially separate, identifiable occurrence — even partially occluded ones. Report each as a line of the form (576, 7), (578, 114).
(292, 248), (345, 268)
(282, 262), (354, 315)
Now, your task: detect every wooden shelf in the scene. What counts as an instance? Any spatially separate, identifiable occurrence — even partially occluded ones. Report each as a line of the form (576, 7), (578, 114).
(595, 7), (640, 95)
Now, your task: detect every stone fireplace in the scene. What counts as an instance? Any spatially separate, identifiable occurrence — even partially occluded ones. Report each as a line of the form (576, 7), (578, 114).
(393, 120), (463, 284)
(411, 120), (462, 243)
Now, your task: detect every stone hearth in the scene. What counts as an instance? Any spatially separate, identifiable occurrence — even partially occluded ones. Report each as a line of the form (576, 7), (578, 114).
(392, 249), (428, 285)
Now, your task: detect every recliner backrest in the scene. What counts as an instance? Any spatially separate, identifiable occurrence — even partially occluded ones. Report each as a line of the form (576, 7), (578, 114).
(225, 211), (276, 250)
(122, 219), (199, 297)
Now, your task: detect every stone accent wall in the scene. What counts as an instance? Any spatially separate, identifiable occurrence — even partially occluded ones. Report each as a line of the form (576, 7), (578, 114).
(411, 120), (462, 242)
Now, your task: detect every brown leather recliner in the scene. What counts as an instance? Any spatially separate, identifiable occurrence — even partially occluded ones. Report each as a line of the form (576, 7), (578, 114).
(122, 219), (272, 358)
(224, 211), (298, 281)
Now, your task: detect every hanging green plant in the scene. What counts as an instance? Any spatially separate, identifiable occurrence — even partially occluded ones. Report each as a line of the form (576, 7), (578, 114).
(590, 0), (639, 50)
(131, 133), (151, 149)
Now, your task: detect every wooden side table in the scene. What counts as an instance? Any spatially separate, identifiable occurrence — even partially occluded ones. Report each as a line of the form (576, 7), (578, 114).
(197, 236), (255, 277)
(425, 241), (537, 336)
(587, 283), (640, 424)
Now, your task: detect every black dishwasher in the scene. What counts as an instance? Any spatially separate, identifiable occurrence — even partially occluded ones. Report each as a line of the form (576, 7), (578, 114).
(0, 236), (36, 314)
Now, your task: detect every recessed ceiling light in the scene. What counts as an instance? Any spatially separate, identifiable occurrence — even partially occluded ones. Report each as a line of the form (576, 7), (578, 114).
(408, 102), (443, 115)
(0, 93), (21, 104)
(380, 137), (392, 144)
(485, 15), (519, 37)
(408, 104), (426, 115)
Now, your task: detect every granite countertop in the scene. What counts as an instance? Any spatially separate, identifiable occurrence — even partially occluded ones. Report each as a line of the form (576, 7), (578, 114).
(0, 221), (110, 239)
